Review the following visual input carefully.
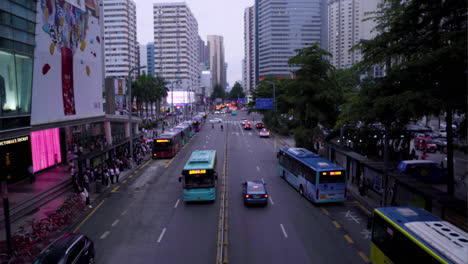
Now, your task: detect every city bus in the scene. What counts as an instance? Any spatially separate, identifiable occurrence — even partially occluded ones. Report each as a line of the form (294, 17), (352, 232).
(182, 121), (195, 137)
(152, 131), (182, 159)
(173, 124), (191, 146)
(370, 206), (467, 264)
(179, 150), (217, 201)
(277, 147), (347, 203)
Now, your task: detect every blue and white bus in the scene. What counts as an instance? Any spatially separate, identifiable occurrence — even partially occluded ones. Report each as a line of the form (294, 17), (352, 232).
(277, 148), (347, 203)
(179, 150), (217, 202)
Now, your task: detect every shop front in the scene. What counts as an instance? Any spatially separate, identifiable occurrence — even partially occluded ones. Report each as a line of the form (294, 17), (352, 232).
(0, 135), (32, 183)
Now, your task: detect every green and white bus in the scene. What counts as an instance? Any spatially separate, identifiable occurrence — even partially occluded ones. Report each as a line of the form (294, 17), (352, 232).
(179, 150), (218, 201)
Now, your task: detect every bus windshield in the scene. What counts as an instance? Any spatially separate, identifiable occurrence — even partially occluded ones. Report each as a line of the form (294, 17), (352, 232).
(183, 173), (214, 188)
(153, 141), (171, 151)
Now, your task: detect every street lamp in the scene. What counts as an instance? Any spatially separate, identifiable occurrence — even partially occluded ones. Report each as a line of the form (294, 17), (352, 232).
(127, 65), (146, 160)
(264, 80), (277, 112)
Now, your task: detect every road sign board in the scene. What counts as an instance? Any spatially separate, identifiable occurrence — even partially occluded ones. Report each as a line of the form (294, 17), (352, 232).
(255, 98), (273, 109)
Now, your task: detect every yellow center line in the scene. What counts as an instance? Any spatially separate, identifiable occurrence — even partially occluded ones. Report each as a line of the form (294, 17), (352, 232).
(135, 170), (139, 173)
(344, 234), (354, 244)
(357, 203), (371, 215)
(332, 221), (341, 228)
(358, 252), (370, 263)
(111, 185), (120, 193)
(122, 180), (127, 183)
(321, 208), (330, 216)
(129, 175), (133, 178)
(73, 200), (105, 232)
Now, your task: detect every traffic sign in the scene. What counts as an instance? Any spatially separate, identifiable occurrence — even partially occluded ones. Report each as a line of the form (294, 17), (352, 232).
(255, 98), (273, 109)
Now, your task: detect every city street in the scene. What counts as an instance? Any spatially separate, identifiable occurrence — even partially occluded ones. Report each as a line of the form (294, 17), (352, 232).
(74, 112), (372, 263)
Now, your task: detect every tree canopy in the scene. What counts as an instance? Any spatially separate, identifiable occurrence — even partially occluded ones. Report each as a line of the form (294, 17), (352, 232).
(210, 83), (226, 101)
(228, 82), (246, 100)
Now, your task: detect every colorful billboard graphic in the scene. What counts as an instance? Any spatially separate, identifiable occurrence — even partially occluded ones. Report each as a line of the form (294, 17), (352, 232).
(32, 0), (104, 125)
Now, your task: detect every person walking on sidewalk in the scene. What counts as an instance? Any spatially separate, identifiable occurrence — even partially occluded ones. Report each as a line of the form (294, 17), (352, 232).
(28, 165), (35, 184)
(109, 166), (115, 184)
(80, 187), (92, 208)
(115, 166), (120, 183)
(104, 168), (110, 187)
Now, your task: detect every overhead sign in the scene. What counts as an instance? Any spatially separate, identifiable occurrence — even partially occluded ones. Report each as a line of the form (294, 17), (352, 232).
(238, 98), (246, 103)
(255, 98), (273, 109)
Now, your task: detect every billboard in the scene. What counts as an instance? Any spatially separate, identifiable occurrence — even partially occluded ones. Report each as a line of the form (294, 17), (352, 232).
(31, 0), (104, 125)
(166, 91), (196, 104)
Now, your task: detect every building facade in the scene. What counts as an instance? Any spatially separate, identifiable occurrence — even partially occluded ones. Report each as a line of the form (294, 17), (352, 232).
(327, 0), (378, 69)
(147, 43), (156, 76)
(207, 35), (226, 89)
(103, 0), (138, 79)
(153, 2), (200, 92)
(243, 6), (255, 94)
(138, 44), (147, 75)
(255, 0), (325, 82)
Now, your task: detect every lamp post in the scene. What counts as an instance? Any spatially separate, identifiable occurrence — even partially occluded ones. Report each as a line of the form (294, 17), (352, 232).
(264, 80), (277, 112)
(127, 65), (146, 160)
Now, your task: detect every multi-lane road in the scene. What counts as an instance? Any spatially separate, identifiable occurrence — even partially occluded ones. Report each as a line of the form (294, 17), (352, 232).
(73, 112), (373, 263)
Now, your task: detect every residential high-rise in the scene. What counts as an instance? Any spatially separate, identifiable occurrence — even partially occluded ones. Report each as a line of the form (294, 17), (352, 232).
(243, 6), (255, 94)
(327, 0), (378, 69)
(255, 0), (325, 82)
(147, 43), (155, 76)
(103, 0), (138, 78)
(139, 44), (147, 75)
(207, 35), (226, 89)
(199, 36), (209, 66)
(153, 2), (200, 91)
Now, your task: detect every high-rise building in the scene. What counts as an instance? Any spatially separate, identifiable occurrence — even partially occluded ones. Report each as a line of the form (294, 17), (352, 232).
(103, 0), (138, 79)
(327, 0), (378, 69)
(153, 2), (200, 91)
(139, 44), (147, 75)
(147, 43), (155, 76)
(199, 36), (209, 66)
(243, 6), (255, 94)
(207, 35), (226, 89)
(255, 0), (325, 82)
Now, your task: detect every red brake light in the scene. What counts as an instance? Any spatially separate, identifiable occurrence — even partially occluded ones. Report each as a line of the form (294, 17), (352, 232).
(245, 194), (250, 198)
(264, 194), (268, 198)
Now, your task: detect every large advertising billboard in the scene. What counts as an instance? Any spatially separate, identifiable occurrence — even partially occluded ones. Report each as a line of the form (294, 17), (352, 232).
(166, 91), (196, 104)
(31, 0), (104, 125)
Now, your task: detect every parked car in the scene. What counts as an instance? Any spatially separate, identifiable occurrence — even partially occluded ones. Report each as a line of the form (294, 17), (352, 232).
(34, 233), (95, 264)
(414, 136), (437, 152)
(397, 160), (447, 183)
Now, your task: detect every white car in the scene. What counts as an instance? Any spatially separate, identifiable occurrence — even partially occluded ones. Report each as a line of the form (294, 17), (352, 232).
(209, 118), (223, 123)
(214, 111), (220, 114)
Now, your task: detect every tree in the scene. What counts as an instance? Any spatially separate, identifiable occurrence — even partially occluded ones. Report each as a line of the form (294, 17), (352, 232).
(132, 74), (168, 119)
(228, 82), (246, 100)
(352, 0), (467, 196)
(210, 83), (226, 102)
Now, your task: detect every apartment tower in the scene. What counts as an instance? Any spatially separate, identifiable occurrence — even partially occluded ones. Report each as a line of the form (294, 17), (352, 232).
(153, 2), (200, 91)
(243, 6), (255, 94)
(103, 0), (138, 78)
(207, 35), (226, 89)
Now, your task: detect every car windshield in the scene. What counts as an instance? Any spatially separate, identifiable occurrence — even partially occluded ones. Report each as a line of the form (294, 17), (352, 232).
(33, 246), (65, 264)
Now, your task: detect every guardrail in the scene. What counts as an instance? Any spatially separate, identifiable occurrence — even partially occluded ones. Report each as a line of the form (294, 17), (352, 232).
(217, 123), (229, 263)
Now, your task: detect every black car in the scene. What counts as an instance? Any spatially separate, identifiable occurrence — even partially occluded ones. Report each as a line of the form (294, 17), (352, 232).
(243, 123), (252, 130)
(255, 123), (265, 129)
(242, 181), (268, 206)
(34, 233), (95, 264)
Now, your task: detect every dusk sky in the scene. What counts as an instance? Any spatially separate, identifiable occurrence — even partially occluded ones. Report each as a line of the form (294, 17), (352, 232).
(134, 0), (254, 87)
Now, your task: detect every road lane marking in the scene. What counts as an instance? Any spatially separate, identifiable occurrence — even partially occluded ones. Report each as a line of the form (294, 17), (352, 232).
(122, 180), (127, 183)
(344, 234), (354, 244)
(111, 219), (120, 227)
(332, 221), (341, 228)
(280, 224), (288, 238)
(165, 158), (175, 168)
(157, 228), (167, 243)
(129, 175), (133, 178)
(121, 209), (128, 216)
(358, 252), (370, 263)
(206, 141), (208, 144)
(100, 231), (110, 239)
(73, 200), (106, 232)
(174, 199), (180, 208)
(111, 186), (120, 193)
(257, 166), (260, 172)
(135, 170), (139, 173)
(268, 196), (274, 205)
(321, 208), (330, 216)
(261, 178), (265, 183)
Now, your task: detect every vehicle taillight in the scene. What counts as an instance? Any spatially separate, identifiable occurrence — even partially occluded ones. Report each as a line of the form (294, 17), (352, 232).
(245, 195), (250, 198)
(316, 189), (319, 200)
(264, 194), (268, 198)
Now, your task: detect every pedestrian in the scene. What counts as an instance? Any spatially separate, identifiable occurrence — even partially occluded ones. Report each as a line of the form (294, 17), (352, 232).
(109, 166), (115, 184)
(28, 165), (35, 184)
(104, 169), (110, 187)
(80, 187), (92, 208)
(54, 153), (59, 167)
(83, 172), (90, 190)
(115, 166), (120, 183)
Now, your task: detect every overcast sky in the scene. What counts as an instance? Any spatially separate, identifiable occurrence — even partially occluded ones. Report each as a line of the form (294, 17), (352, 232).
(134, 0), (254, 87)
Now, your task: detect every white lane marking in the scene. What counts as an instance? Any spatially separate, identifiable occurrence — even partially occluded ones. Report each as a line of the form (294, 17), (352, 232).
(261, 178), (265, 183)
(121, 209), (128, 216)
(174, 198), (180, 208)
(238, 123), (245, 136)
(111, 220), (120, 227)
(269, 196), (274, 205)
(157, 228), (167, 243)
(280, 224), (288, 238)
(206, 141), (209, 144)
(257, 166), (260, 172)
(100, 231), (110, 239)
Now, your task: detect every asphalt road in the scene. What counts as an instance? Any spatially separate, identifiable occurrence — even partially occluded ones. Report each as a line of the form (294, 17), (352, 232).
(74, 111), (373, 264)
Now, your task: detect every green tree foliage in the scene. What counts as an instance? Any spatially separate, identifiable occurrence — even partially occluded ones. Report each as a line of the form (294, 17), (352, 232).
(132, 74), (168, 118)
(228, 82), (246, 100)
(210, 83), (226, 101)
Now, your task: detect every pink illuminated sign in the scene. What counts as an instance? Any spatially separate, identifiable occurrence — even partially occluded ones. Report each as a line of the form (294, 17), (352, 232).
(31, 128), (62, 172)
